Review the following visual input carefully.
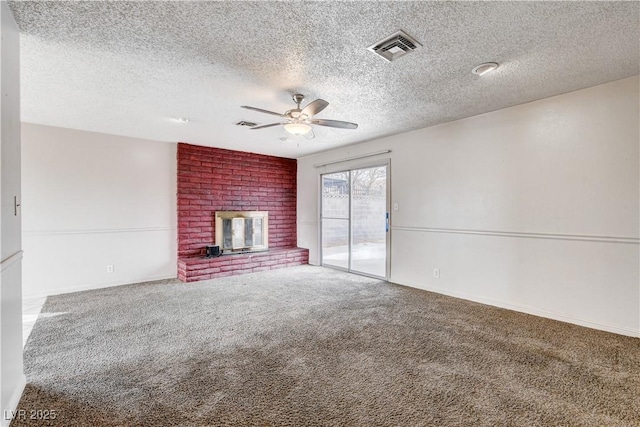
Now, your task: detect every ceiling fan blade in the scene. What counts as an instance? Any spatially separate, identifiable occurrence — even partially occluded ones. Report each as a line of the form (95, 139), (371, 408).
(301, 99), (329, 117)
(310, 119), (358, 129)
(250, 122), (283, 130)
(241, 106), (286, 117)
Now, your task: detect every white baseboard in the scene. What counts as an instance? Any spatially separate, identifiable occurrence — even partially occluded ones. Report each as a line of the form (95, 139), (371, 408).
(396, 279), (639, 338)
(2, 374), (26, 427)
(23, 274), (177, 300)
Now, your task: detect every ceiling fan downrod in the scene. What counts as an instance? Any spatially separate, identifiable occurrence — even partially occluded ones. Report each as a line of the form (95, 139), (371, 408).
(292, 93), (305, 109)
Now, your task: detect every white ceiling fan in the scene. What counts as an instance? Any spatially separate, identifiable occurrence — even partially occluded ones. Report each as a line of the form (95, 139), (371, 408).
(241, 94), (358, 136)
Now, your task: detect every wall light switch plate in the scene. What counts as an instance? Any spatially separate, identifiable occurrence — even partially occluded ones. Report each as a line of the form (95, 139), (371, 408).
(393, 203), (399, 211)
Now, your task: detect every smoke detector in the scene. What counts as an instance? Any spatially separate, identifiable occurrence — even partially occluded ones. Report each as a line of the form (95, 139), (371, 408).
(472, 62), (499, 76)
(368, 30), (422, 62)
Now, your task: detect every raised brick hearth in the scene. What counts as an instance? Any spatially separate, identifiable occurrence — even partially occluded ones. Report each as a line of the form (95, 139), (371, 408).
(178, 247), (309, 282)
(177, 143), (307, 282)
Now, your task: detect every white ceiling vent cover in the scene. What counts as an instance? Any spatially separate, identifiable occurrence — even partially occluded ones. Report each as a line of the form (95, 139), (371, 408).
(368, 30), (422, 62)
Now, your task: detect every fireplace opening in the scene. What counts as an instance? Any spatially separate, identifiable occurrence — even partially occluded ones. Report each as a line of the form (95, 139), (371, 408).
(215, 211), (268, 254)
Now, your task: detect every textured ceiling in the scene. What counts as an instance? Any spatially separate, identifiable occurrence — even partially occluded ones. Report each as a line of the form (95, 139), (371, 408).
(8, 1), (640, 158)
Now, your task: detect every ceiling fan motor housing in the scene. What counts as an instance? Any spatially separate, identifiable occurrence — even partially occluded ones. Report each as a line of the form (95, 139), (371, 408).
(286, 109), (304, 119)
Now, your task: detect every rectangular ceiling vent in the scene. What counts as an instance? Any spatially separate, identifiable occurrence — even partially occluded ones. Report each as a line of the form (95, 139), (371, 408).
(368, 30), (422, 62)
(235, 120), (258, 127)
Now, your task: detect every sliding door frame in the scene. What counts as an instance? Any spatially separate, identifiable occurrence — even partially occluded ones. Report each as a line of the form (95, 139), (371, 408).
(319, 159), (391, 280)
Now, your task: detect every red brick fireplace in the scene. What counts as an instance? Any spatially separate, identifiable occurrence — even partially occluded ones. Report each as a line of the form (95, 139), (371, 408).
(177, 143), (308, 282)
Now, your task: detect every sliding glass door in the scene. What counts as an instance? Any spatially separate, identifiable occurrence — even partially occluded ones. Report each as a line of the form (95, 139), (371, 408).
(321, 171), (350, 270)
(321, 165), (388, 278)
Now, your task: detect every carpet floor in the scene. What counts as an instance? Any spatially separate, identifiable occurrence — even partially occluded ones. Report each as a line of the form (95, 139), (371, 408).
(13, 265), (640, 426)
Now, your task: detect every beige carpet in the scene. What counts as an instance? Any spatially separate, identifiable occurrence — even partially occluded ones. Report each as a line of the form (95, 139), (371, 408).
(13, 265), (640, 426)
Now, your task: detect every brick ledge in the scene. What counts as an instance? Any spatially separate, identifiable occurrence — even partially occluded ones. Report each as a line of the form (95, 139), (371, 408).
(178, 247), (309, 282)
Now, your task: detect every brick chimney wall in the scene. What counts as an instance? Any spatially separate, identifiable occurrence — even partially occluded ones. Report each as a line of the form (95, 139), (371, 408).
(177, 143), (298, 258)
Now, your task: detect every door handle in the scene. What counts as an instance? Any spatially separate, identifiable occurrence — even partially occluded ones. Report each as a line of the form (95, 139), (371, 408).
(386, 212), (389, 232)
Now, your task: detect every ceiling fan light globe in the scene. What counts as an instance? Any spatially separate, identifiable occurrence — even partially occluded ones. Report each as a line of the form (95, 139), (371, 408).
(284, 123), (312, 135)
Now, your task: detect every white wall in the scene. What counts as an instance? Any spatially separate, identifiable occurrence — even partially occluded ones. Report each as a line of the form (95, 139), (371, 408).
(0, 2), (25, 425)
(21, 124), (177, 298)
(298, 76), (640, 337)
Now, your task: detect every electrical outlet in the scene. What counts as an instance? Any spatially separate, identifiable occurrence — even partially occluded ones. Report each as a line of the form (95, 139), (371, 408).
(106, 265), (114, 273)
(433, 268), (440, 279)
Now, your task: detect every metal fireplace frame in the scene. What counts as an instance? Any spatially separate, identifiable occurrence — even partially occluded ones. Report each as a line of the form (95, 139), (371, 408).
(214, 211), (269, 254)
